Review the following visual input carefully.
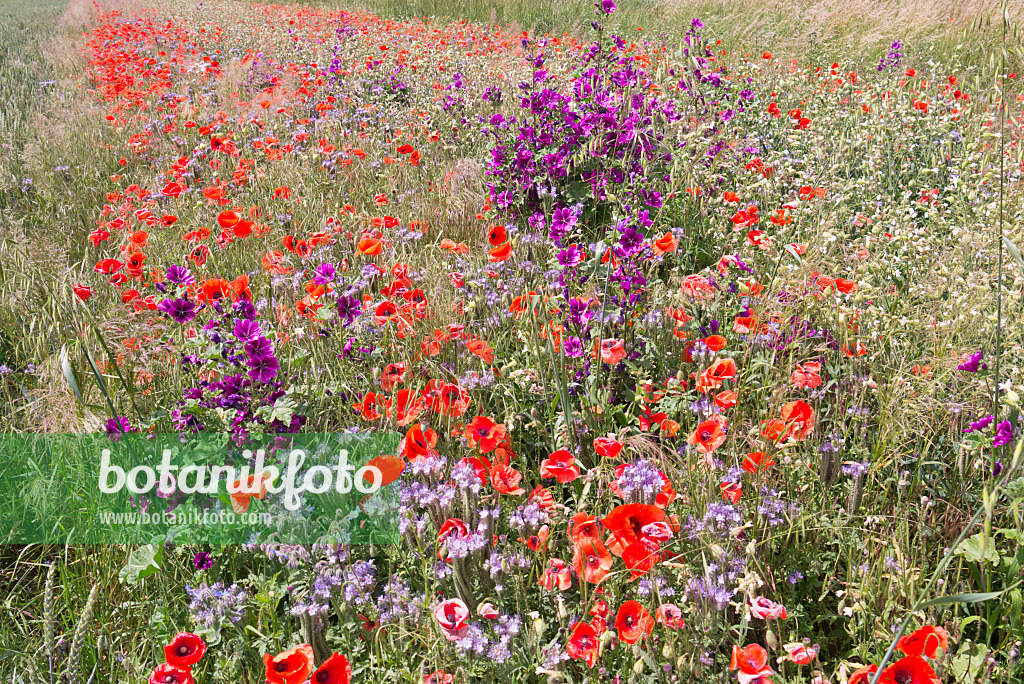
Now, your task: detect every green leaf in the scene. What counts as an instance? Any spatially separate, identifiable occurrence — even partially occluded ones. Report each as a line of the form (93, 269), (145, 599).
(955, 532), (1000, 563)
(1005, 236), (1024, 274)
(119, 544), (163, 584)
(60, 345), (83, 406)
(919, 588), (1010, 607)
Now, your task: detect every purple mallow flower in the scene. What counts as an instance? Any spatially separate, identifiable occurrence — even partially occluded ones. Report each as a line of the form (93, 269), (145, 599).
(158, 297), (198, 323)
(964, 414), (994, 434)
(994, 420), (1014, 447)
(958, 350), (984, 373)
(165, 264), (195, 285)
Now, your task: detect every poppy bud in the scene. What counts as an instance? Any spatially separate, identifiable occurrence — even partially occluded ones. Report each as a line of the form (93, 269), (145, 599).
(533, 617), (546, 638)
(556, 597), (568, 620)
(765, 628), (778, 650)
(632, 658), (645, 674)
(438, 546), (449, 561)
(662, 642), (675, 659)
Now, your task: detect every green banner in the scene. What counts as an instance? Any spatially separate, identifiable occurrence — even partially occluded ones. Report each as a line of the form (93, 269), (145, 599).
(0, 432), (402, 545)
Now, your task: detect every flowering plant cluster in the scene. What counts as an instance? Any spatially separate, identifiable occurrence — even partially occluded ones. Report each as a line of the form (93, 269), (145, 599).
(8, 0), (1024, 682)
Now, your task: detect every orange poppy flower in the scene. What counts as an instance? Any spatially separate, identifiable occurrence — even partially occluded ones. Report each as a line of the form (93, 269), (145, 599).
(490, 463), (525, 495)
(488, 242), (512, 262)
(217, 210), (239, 230)
(363, 454), (405, 487)
(357, 236), (384, 256)
(696, 357), (738, 393)
(228, 473), (270, 509)
(652, 232), (678, 255)
(263, 644), (314, 684)
(704, 335), (727, 351)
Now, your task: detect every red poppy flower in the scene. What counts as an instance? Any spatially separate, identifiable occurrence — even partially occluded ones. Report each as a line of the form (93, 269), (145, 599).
(598, 339), (626, 365)
(897, 625), (949, 659)
(848, 665), (879, 684)
(403, 423), (438, 460)
(566, 621), (600, 668)
(488, 225), (507, 245)
(697, 357), (737, 393)
(540, 449), (580, 483)
(715, 390), (738, 410)
(73, 284), (92, 301)
(353, 392), (383, 421)
(198, 278), (230, 303)
(742, 451), (775, 473)
(433, 598), (469, 641)
(263, 644), (314, 684)
(539, 557), (573, 590)
(149, 663), (195, 684)
(424, 671), (453, 684)
(877, 655), (940, 684)
(518, 523), (550, 552)
(779, 400), (814, 441)
(791, 361), (822, 389)
(594, 437), (624, 458)
(164, 632), (206, 668)
(603, 504), (666, 559)
(568, 512), (603, 545)
(310, 653), (351, 684)
(464, 416), (506, 454)
(749, 596), (787, 620)
(162, 182), (184, 198)
(490, 463), (525, 495)
(687, 415), (728, 457)
(229, 471), (271, 514)
(721, 481), (742, 503)
(731, 644), (773, 684)
(572, 537), (613, 584)
(529, 485), (555, 509)
(615, 600), (654, 644)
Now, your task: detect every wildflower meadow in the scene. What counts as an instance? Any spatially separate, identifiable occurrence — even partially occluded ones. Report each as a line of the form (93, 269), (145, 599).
(2, 0), (1024, 682)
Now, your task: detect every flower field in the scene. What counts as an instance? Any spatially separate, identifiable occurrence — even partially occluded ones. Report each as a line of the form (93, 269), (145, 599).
(3, 0), (1024, 682)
